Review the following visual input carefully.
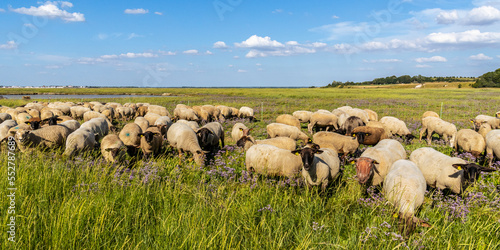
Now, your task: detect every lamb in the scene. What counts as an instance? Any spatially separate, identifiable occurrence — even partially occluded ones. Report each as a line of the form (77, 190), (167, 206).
(455, 129), (486, 158)
(308, 112), (338, 134)
(419, 117), (457, 147)
(15, 125), (71, 152)
(422, 111), (439, 119)
(383, 159), (430, 233)
(292, 111), (313, 123)
(80, 118), (109, 141)
(364, 109), (378, 121)
(486, 130), (500, 166)
(312, 131), (365, 159)
(139, 131), (163, 157)
(245, 144), (302, 178)
(379, 116), (414, 141)
(174, 107), (199, 122)
(238, 106), (255, 121)
(343, 116), (365, 136)
(134, 117), (150, 132)
(410, 147), (496, 194)
(63, 127), (97, 157)
(354, 139), (406, 187)
(266, 123), (309, 141)
(175, 119), (200, 131)
(196, 122), (224, 152)
(293, 147), (340, 192)
(100, 134), (126, 163)
(231, 123), (250, 142)
(167, 122), (206, 166)
(236, 136), (297, 151)
(119, 123), (143, 156)
(471, 115), (500, 131)
(276, 114), (301, 129)
(351, 126), (389, 145)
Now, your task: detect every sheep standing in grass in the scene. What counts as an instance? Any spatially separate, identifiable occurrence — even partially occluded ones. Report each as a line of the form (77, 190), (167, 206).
(351, 126), (389, 145)
(134, 117), (150, 132)
(380, 116), (414, 141)
(238, 107), (255, 121)
(410, 147), (496, 194)
(63, 127), (97, 157)
(139, 131), (163, 157)
(308, 112), (338, 134)
(383, 159), (430, 233)
(364, 109), (378, 121)
(422, 111), (439, 119)
(419, 117), (457, 147)
(237, 136), (296, 151)
(472, 115), (500, 131)
(478, 122), (492, 139)
(276, 114), (301, 129)
(231, 123), (250, 142)
(80, 118), (109, 141)
(292, 110), (313, 123)
(144, 112), (161, 125)
(70, 106), (91, 120)
(15, 126), (70, 152)
(455, 129), (485, 158)
(176, 119), (200, 131)
(174, 107), (199, 122)
(245, 144), (302, 178)
(267, 123), (309, 141)
(119, 123), (143, 156)
(343, 116), (365, 136)
(312, 131), (365, 159)
(293, 147), (340, 192)
(355, 139), (406, 187)
(154, 116), (172, 137)
(101, 134), (126, 163)
(148, 105), (171, 117)
(486, 130), (500, 166)
(196, 122), (225, 152)
(167, 123), (206, 166)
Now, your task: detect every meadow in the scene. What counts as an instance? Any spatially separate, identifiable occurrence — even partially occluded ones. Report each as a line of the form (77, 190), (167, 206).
(1, 87), (500, 249)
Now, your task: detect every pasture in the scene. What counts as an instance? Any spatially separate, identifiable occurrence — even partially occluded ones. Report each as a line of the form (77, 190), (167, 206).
(1, 87), (500, 249)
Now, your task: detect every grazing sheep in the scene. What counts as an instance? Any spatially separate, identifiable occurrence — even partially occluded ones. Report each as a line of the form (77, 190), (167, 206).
(312, 131), (365, 159)
(230, 107), (239, 118)
(58, 120), (81, 133)
(245, 144), (302, 178)
(478, 122), (492, 139)
(332, 109), (350, 129)
(63, 127), (97, 157)
(101, 134), (126, 164)
(148, 105), (171, 117)
(136, 106), (149, 118)
(176, 119), (200, 131)
(167, 123), (206, 166)
(116, 107), (134, 120)
(80, 118), (109, 141)
(154, 116), (172, 137)
(410, 147), (496, 194)
(70, 106), (91, 120)
(351, 126), (389, 145)
(231, 123), (250, 142)
(472, 115), (500, 131)
(276, 114), (301, 129)
(364, 109), (378, 121)
(293, 147), (340, 192)
(174, 107), (199, 122)
(354, 139), (406, 187)
(144, 112), (161, 125)
(422, 111), (439, 119)
(134, 117), (150, 132)
(192, 106), (210, 123)
(238, 106), (255, 121)
(308, 112), (338, 134)
(341, 107), (370, 124)
(267, 123), (309, 141)
(292, 111), (313, 123)
(196, 122), (225, 152)
(236, 136), (296, 151)
(383, 160), (430, 233)
(343, 116), (365, 136)
(486, 130), (500, 166)
(380, 116), (414, 141)
(15, 125), (71, 152)
(119, 123), (143, 156)
(139, 131), (163, 157)
(419, 117), (457, 147)
(83, 111), (106, 122)
(455, 129), (485, 158)
(101, 109), (114, 122)
(0, 113), (12, 123)
(201, 105), (221, 121)
(216, 105), (232, 120)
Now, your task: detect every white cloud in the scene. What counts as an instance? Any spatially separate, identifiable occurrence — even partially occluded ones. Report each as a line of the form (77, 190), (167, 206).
(213, 41), (228, 49)
(416, 64), (431, 68)
(0, 8), (5, 12)
(332, 15), (339, 19)
(236, 35), (325, 58)
(0, 41), (18, 50)
(10, 1), (85, 22)
(272, 9), (283, 14)
(205, 50), (213, 55)
(154, 12), (163, 15)
(237, 69), (247, 73)
(425, 30), (500, 44)
(183, 49), (199, 55)
(363, 59), (402, 63)
(127, 33), (143, 40)
(469, 53), (493, 60)
(233, 56), (240, 59)
(415, 56), (447, 63)
(436, 10), (459, 24)
(159, 50), (176, 56)
(465, 6), (500, 25)
(45, 65), (62, 69)
(228, 64), (233, 68)
(256, 63), (262, 66)
(124, 8), (149, 14)
(100, 52), (158, 59)
(235, 35), (284, 49)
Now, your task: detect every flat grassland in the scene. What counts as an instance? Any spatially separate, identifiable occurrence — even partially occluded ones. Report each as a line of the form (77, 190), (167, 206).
(1, 87), (499, 249)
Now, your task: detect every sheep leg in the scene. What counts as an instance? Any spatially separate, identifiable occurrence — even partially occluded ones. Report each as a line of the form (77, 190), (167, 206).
(220, 132), (225, 148)
(419, 127), (426, 142)
(426, 129), (434, 145)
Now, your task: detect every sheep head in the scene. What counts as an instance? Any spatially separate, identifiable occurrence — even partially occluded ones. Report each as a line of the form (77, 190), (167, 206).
(292, 147), (323, 171)
(451, 163), (497, 184)
(354, 157), (379, 185)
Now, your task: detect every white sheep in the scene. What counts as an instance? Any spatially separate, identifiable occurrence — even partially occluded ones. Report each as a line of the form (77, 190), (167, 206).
(472, 115), (500, 131)
(383, 159), (430, 231)
(238, 106), (255, 121)
(419, 117), (457, 147)
(134, 117), (150, 132)
(15, 125), (71, 152)
(100, 134), (126, 163)
(267, 123), (309, 141)
(455, 129), (485, 158)
(148, 105), (171, 118)
(307, 112), (338, 134)
(231, 123), (250, 142)
(478, 122), (492, 140)
(174, 107), (199, 122)
(293, 147), (340, 191)
(245, 144), (302, 178)
(354, 139), (406, 186)
(486, 130), (500, 166)
(119, 123), (143, 151)
(167, 123), (206, 166)
(422, 111), (439, 119)
(175, 119), (200, 131)
(63, 127), (97, 157)
(58, 120), (81, 133)
(364, 109), (378, 121)
(312, 131), (364, 159)
(80, 118), (109, 141)
(70, 106), (91, 120)
(292, 111), (313, 123)
(410, 147), (496, 194)
(276, 114), (301, 129)
(380, 116), (413, 140)
(237, 136), (297, 151)
(0, 120), (17, 142)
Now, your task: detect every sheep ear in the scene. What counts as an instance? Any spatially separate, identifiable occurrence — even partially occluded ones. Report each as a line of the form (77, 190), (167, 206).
(479, 166), (497, 172)
(26, 121), (31, 125)
(452, 164), (466, 170)
(239, 128), (243, 131)
(315, 150), (324, 154)
(351, 133), (356, 137)
(57, 118), (63, 121)
(481, 121), (488, 124)
(139, 133), (144, 137)
(469, 119), (474, 124)
(291, 149), (301, 156)
(154, 132), (161, 136)
(372, 160), (379, 165)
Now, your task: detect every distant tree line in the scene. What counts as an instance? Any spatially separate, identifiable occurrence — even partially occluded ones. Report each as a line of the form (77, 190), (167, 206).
(324, 75), (476, 88)
(472, 68), (500, 88)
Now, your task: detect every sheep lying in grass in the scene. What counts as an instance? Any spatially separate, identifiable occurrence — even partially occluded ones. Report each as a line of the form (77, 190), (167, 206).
(245, 144), (302, 178)
(455, 129), (485, 158)
(486, 130), (500, 166)
(276, 114), (301, 129)
(101, 134), (126, 163)
(420, 117), (457, 147)
(15, 125), (71, 152)
(355, 139), (406, 187)
(231, 123), (250, 142)
(383, 159), (430, 233)
(167, 123), (206, 166)
(237, 136), (296, 151)
(63, 127), (97, 158)
(292, 110), (313, 123)
(267, 123), (309, 141)
(292, 147), (340, 192)
(410, 147), (496, 194)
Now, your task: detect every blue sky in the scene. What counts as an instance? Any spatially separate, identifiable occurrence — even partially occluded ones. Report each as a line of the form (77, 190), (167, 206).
(0, 0), (499, 87)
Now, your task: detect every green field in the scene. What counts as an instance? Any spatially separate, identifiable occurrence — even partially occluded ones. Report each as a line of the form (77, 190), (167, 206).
(1, 88), (500, 249)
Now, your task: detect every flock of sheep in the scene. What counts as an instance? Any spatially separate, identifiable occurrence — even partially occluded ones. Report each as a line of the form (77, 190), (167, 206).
(1, 101), (499, 233)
